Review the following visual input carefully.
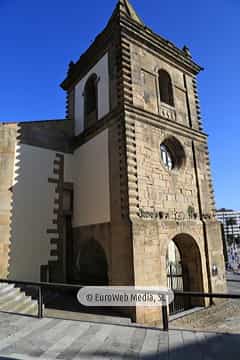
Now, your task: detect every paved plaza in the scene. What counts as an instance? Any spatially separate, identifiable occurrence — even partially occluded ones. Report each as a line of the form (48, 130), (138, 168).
(0, 312), (239, 359)
(227, 272), (240, 294)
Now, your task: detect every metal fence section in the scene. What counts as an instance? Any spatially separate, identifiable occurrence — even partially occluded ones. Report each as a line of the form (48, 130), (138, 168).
(167, 262), (191, 315)
(1, 279), (240, 332)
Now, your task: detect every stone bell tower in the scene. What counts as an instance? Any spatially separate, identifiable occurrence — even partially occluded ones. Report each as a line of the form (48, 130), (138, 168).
(117, 0), (226, 325)
(61, 0), (226, 325)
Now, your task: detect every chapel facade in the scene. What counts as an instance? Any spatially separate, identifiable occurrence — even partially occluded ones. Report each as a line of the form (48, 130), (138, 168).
(0, 0), (226, 325)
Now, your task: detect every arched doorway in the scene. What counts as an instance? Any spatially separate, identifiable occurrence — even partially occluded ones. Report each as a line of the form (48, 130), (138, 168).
(75, 238), (109, 286)
(166, 234), (204, 315)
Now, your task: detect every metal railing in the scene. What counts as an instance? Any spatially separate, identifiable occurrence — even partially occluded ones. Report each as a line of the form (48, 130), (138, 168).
(0, 279), (83, 319)
(1, 279), (240, 332)
(162, 290), (240, 331)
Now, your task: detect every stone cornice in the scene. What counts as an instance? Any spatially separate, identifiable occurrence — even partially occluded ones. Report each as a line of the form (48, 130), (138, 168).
(61, 16), (120, 91)
(61, 3), (203, 90)
(124, 104), (208, 142)
(120, 17), (203, 76)
(71, 106), (123, 151)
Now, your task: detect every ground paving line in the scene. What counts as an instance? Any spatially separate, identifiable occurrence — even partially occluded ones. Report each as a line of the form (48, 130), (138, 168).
(139, 328), (163, 358)
(181, 330), (200, 345)
(0, 314), (42, 344)
(1, 322), (89, 360)
(194, 332), (206, 360)
(91, 324), (135, 359)
(4, 319), (71, 358)
(0, 313), (21, 324)
(33, 319), (72, 347)
(168, 330), (185, 360)
(72, 324), (114, 360)
(0, 317), (53, 351)
(158, 330), (169, 359)
(0, 313), (37, 328)
(111, 325), (135, 359)
(201, 330), (219, 359)
(121, 327), (147, 359)
(57, 323), (102, 359)
(0, 315), (32, 336)
(0, 318), (61, 356)
(40, 322), (92, 359)
(121, 326), (140, 358)
(181, 330), (203, 359)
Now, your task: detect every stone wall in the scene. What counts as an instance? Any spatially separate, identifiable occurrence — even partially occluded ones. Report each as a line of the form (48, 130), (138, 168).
(135, 121), (200, 217)
(131, 43), (200, 130)
(119, 33), (227, 325)
(0, 123), (18, 278)
(131, 218), (210, 326)
(205, 221), (227, 293)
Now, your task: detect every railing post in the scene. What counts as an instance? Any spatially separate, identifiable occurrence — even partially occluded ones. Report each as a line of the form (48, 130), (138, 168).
(162, 300), (169, 332)
(38, 286), (43, 319)
(210, 292), (214, 306)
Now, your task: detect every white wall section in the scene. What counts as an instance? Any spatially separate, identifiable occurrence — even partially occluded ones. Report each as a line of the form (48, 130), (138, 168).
(73, 129), (110, 227)
(8, 130), (110, 281)
(9, 144), (72, 282)
(74, 53), (110, 135)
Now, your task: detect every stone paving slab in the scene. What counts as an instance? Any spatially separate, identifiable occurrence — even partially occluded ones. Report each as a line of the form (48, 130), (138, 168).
(0, 312), (239, 359)
(169, 274), (240, 333)
(170, 299), (240, 333)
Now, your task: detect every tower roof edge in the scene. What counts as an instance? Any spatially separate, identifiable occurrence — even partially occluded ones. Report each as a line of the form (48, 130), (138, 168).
(117, 0), (144, 25)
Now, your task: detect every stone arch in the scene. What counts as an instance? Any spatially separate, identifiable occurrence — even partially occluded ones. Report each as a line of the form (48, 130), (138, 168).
(167, 233), (204, 308)
(75, 238), (109, 286)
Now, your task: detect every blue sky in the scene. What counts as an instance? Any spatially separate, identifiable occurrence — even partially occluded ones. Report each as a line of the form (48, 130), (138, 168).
(0, 0), (239, 210)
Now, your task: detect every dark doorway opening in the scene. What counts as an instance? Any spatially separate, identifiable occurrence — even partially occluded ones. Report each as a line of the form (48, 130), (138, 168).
(74, 238), (109, 286)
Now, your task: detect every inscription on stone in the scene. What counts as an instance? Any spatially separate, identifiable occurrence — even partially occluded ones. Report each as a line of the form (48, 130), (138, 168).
(139, 208), (199, 221)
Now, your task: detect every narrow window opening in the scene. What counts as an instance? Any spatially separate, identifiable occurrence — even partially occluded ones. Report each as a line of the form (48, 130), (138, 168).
(159, 70), (174, 107)
(84, 74), (98, 129)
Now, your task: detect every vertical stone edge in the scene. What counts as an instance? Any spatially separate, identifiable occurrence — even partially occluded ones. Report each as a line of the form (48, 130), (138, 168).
(192, 76), (203, 132)
(46, 153), (65, 283)
(1, 123), (20, 279)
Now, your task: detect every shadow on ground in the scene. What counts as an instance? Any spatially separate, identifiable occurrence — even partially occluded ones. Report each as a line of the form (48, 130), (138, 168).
(44, 288), (132, 318)
(61, 332), (240, 359)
